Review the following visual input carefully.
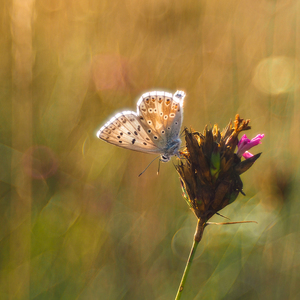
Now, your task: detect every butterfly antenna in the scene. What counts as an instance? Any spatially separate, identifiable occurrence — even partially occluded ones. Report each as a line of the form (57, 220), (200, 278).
(157, 158), (161, 175)
(138, 156), (160, 177)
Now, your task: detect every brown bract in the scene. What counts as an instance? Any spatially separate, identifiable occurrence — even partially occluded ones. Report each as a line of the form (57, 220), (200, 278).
(176, 115), (261, 221)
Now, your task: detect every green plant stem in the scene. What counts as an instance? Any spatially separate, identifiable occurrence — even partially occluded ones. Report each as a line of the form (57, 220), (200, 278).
(175, 219), (206, 300)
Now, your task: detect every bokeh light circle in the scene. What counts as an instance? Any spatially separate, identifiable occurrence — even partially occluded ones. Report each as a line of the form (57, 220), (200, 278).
(252, 56), (297, 94)
(171, 227), (204, 261)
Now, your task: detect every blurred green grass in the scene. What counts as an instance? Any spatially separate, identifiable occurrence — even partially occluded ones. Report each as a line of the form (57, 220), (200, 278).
(1, 0), (300, 299)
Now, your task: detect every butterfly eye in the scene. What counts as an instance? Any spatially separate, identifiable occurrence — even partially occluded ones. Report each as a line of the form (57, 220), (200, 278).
(148, 108), (153, 113)
(160, 112), (163, 116)
(164, 115), (168, 120)
(127, 132), (131, 135)
(175, 122), (178, 125)
(161, 155), (169, 162)
(167, 127), (171, 130)
(170, 113), (175, 118)
(117, 136), (121, 139)
(166, 99), (171, 105)
(120, 132), (123, 135)
(143, 142), (147, 145)
(154, 136), (158, 139)
(147, 129), (152, 133)
(148, 120), (152, 125)
(140, 117), (144, 120)
(161, 130), (165, 134)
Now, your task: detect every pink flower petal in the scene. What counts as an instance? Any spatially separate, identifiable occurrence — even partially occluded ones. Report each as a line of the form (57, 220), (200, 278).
(243, 151), (254, 159)
(237, 134), (250, 147)
(237, 134), (264, 158)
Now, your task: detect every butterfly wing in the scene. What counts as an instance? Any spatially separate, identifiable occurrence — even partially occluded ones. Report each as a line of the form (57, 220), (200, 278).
(97, 90), (186, 157)
(136, 90), (185, 149)
(97, 111), (163, 154)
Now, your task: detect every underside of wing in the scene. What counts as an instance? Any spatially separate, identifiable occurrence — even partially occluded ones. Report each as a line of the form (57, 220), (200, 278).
(97, 112), (163, 154)
(136, 91), (185, 148)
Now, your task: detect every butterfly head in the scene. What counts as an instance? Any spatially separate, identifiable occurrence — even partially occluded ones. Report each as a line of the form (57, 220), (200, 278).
(160, 138), (182, 162)
(160, 154), (171, 162)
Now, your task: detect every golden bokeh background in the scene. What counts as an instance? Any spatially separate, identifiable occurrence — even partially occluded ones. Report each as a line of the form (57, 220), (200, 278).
(1, 0), (300, 299)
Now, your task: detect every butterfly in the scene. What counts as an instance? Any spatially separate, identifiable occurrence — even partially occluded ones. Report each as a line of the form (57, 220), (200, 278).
(97, 90), (186, 162)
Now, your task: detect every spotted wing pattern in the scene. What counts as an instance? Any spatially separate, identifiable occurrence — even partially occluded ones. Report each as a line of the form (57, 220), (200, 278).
(97, 111), (161, 154)
(97, 90), (186, 155)
(136, 91), (185, 149)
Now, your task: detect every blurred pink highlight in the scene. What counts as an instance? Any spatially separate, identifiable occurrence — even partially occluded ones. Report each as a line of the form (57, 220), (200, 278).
(22, 146), (58, 179)
(92, 54), (132, 92)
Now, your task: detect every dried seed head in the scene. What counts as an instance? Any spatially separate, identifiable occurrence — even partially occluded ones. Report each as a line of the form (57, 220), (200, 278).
(176, 115), (263, 222)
